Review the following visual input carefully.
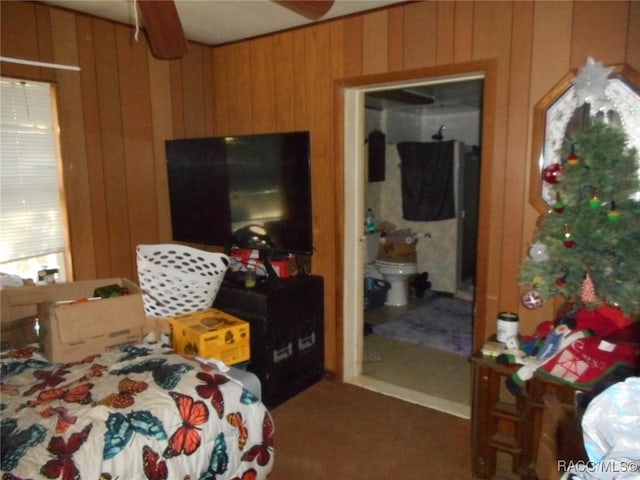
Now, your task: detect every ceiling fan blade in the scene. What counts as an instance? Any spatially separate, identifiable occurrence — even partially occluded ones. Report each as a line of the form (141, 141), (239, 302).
(275, 1), (335, 20)
(137, 0), (188, 60)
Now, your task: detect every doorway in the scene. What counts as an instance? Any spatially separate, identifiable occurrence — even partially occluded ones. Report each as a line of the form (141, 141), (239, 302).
(341, 64), (494, 418)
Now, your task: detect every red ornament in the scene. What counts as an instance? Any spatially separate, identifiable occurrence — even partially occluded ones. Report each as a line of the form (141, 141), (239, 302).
(555, 268), (569, 288)
(563, 223), (576, 248)
(542, 163), (564, 184)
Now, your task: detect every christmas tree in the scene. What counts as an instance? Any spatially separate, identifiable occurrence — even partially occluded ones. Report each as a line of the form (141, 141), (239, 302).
(519, 119), (640, 317)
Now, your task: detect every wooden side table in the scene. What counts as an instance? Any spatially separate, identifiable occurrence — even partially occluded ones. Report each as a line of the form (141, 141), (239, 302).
(471, 353), (584, 479)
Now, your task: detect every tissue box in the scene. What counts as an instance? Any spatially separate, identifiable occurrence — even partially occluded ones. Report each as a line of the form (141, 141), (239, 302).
(169, 308), (250, 365)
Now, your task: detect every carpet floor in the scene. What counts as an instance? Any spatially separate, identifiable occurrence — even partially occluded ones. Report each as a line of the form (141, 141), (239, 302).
(269, 380), (472, 479)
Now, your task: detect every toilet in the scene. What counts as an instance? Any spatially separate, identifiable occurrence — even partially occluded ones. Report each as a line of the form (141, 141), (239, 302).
(364, 231), (417, 307)
(374, 258), (417, 306)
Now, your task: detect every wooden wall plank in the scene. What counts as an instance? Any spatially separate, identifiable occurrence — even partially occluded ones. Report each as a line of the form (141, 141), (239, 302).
(116, 25), (157, 275)
(201, 46), (215, 135)
(628, 1), (640, 70)
(342, 15), (363, 77)
(228, 43), (253, 134)
(250, 36), (276, 132)
(529, 2), (573, 113)
(471, 1), (514, 338)
(304, 22), (335, 372)
(330, 19), (345, 379)
(403, 2), (437, 68)
(76, 16), (109, 278)
(292, 29), (308, 130)
(181, 45), (207, 137)
(273, 32), (296, 131)
(571, 1), (629, 68)
(502, 1), (534, 315)
(1, 2), (42, 80)
(330, 21), (345, 103)
(34, 3), (56, 83)
(362, 9), (388, 74)
(436, 1), (456, 64)
(211, 48), (230, 135)
(387, 5), (404, 71)
(169, 60), (185, 139)
(147, 55), (174, 242)
(92, 20), (130, 275)
(453, 1), (474, 63)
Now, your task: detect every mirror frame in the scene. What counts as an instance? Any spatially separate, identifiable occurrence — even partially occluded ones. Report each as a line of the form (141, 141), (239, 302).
(529, 64), (640, 213)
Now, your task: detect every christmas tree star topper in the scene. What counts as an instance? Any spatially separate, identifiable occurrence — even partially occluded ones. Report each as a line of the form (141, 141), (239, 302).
(570, 56), (614, 113)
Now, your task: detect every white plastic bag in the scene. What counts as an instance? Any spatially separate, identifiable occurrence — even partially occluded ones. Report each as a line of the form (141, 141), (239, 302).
(562, 377), (640, 479)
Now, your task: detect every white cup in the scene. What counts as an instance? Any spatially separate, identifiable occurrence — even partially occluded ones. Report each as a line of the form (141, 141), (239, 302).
(497, 312), (519, 343)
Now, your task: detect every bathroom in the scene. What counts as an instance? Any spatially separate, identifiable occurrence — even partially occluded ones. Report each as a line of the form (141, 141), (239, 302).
(363, 79), (483, 302)
(358, 79), (483, 415)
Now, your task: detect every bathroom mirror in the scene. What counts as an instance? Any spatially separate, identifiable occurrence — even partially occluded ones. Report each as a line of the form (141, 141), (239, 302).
(529, 64), (640, 213)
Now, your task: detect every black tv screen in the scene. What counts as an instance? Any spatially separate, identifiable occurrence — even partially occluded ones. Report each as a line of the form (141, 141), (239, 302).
(165, 131), (313, 256)
(166, 137), (232, 246)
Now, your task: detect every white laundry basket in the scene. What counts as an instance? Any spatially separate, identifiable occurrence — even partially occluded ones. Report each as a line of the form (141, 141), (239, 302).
(136, 244), (229, 318)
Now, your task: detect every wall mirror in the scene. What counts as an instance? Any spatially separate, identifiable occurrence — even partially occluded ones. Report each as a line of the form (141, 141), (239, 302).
(530, 64), (640, 212)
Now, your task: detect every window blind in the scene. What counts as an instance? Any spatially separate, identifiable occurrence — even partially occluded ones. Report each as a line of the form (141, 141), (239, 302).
(0, 78), (64, 263)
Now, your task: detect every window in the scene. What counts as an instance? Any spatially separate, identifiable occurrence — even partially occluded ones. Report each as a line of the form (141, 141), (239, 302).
(0, 77), (68, 283)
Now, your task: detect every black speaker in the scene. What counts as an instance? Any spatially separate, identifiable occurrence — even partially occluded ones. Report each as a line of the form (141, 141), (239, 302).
(214, 274), (324, 408)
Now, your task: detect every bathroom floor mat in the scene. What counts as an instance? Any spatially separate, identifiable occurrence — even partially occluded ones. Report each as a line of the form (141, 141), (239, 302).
(372, 295), (473, 356)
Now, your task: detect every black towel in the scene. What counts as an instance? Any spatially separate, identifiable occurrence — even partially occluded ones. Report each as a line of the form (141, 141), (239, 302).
(368, 130), (386, 182)
(397, 141), (456, 221)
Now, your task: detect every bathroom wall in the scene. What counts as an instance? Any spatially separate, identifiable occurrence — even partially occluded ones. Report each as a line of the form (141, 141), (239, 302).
(365, 105), (481, 294)
(365, 108), (385, 223)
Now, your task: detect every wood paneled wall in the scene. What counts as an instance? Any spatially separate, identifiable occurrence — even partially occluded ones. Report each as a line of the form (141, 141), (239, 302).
(2, 1), (638, 377)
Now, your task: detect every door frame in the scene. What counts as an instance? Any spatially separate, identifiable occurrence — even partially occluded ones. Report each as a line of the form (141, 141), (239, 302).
(334, 59), (497, 385)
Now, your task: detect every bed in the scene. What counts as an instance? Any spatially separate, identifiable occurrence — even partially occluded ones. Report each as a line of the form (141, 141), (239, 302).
(0, 342), (274, 480)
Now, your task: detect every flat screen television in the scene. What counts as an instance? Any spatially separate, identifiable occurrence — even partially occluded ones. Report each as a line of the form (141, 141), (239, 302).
(165, 131), (313, 258)
(166, 137), (232, 246)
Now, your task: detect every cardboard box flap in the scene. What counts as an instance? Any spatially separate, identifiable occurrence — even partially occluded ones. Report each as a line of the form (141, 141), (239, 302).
(2, 285), (48, 307)
(50, 295), (146, 344)
(2, 277), (135, 307)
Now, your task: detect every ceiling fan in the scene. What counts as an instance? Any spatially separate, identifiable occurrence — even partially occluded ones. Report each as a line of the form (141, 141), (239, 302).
(137, 0), (335, 60)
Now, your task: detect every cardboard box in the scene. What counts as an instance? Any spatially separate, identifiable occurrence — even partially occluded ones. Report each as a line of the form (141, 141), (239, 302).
(169, 308), (250, 365)
(1, 284), (40, 325)
(2, 282), (46, 350)
(3, 278), (146, 362)
(0, 316), (39, 351)
(377, 240), (418, 262)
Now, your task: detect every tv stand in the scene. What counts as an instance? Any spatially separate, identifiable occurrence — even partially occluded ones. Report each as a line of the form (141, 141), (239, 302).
(213, 274), (324, 408)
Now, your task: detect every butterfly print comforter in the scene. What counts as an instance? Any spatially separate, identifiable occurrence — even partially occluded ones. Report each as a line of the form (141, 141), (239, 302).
(0, 344), (274, 480)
